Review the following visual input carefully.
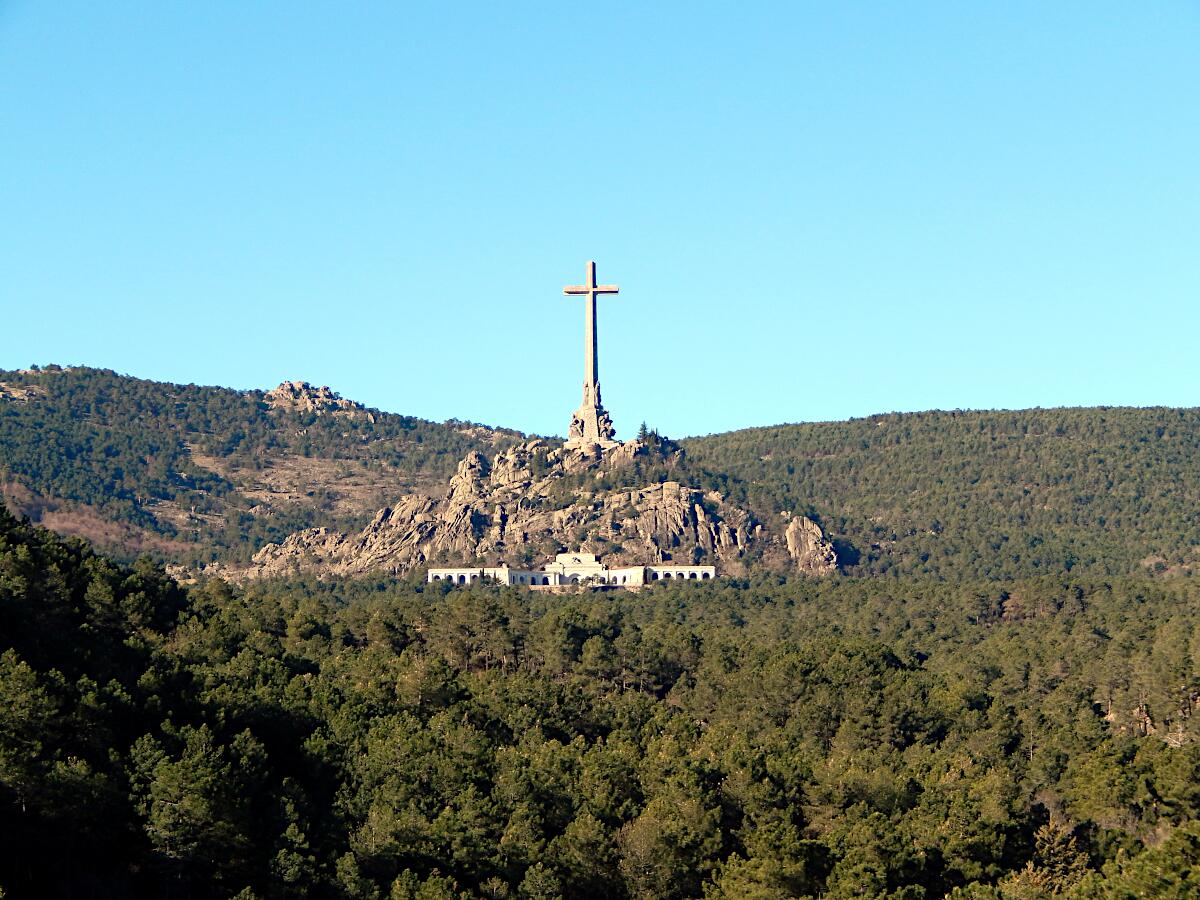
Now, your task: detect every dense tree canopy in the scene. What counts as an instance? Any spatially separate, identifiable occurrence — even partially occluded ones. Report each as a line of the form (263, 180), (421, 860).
(4, 504), (1200, 898)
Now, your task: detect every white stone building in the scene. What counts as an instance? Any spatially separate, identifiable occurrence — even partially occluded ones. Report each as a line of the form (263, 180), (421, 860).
(427, 552), (715, 588)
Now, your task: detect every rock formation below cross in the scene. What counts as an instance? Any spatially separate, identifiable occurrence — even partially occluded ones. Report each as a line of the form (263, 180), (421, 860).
(211, 438), (839, 582)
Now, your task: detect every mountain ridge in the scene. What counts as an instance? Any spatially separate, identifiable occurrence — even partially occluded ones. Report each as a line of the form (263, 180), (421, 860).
(3, 365), (1198, 581)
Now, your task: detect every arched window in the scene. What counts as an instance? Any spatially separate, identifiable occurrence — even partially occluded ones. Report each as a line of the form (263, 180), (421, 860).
(542, 576), (549, 585)
(663, 572), (672, 579)
(702, 572), (711, 580)
(458, 574), (467, 584)
(689, 572), (697, 580)
(432, 574), (441, 581)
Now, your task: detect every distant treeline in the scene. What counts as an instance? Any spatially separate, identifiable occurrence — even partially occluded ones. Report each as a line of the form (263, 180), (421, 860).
(4, 505), (1200, 898)
(682, 407), (1200, 579)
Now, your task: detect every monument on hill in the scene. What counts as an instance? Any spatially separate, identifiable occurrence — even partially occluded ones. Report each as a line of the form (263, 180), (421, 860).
(563, 260), (620, 448)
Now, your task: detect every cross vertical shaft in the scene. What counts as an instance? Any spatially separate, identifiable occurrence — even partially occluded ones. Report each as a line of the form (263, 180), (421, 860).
(585, 263), (598, 391)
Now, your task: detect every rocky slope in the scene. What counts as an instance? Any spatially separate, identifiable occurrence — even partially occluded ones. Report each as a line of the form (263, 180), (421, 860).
(218, 438), (838, 581)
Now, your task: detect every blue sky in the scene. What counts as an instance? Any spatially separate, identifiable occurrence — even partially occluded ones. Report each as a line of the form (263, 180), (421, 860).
(2, 2), (1197, 439)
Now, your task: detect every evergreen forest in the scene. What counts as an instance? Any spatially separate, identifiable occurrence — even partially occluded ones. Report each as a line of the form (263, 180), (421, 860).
(682, 409), (1200, 580)
(5, 505), (1200, 898)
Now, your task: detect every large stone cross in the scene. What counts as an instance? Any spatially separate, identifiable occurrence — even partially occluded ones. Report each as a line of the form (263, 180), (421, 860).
(563, 260), (620, 447)
(564, 260), (619, 394)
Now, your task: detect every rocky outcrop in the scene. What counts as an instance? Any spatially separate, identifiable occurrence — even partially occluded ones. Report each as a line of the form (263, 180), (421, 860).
(784, 514), (839, 576)
(0, 382), (45, 403)
(218, 439), (837, 581)
(263, 381), (370, 418)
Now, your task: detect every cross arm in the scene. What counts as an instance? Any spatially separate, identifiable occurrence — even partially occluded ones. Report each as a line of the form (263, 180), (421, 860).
(563, 285), (620, 295)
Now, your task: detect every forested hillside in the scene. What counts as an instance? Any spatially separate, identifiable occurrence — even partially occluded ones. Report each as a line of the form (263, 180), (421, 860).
(4, 506), (1200, 898)
(683, 408), (1200, 579)
(0, 366), (520, 561)
(4, 369), (1199, 583)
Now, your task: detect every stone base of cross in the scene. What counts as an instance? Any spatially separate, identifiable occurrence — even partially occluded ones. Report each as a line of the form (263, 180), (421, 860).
(566, 382), (618, 449)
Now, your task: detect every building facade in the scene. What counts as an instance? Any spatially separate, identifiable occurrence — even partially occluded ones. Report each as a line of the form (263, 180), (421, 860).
(427, 552), (715, 588)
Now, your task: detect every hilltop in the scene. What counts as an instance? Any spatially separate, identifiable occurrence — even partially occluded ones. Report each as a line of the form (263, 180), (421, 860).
(2, 366), (1199, 581)
(0, 366), (523, 562)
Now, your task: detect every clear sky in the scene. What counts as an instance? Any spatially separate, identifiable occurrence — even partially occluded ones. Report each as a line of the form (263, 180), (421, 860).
(2, 2), (1197, 439)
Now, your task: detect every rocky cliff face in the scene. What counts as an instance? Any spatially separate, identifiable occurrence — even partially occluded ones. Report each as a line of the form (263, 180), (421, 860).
(784, 514), (839, 576)
(219, 439), (838, 581)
